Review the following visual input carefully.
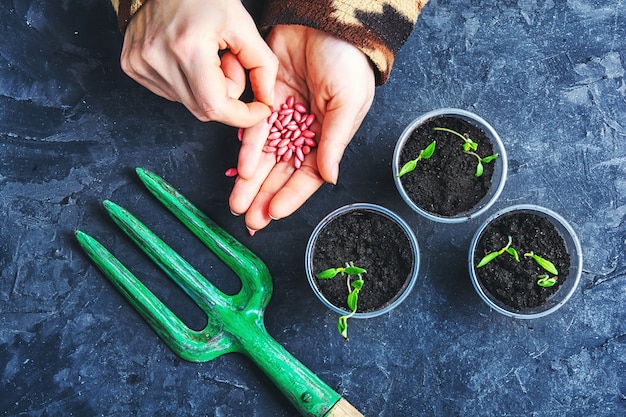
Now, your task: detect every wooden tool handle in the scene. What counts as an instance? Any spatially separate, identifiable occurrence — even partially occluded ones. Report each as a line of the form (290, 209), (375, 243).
(326, 398), (365, 417)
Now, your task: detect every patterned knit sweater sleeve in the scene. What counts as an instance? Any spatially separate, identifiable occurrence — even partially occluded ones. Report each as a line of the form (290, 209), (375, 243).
(260, 0), (429, 85)
(111, 0), (428, 85)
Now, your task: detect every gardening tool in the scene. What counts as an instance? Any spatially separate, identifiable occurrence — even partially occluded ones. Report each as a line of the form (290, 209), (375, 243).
(75, 168), (363, 417)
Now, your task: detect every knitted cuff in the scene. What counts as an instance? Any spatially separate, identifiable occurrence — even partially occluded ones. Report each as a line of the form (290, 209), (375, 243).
(260, 0), (428, 85)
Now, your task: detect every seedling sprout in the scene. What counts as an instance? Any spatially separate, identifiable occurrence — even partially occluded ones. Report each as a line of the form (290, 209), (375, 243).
(476, 238), (560, 288)
(432, 127), (499, 177)
(396, 140), (436, 178)
(315, 262), (366, 341)
(525, 252), (559, 287)
(476, 236), (519, 268)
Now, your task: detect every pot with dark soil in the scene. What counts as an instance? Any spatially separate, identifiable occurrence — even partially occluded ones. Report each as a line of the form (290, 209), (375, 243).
(305, 203), (420, 341)
(393, 108), (508, 223)
(469, 205), (582, 318)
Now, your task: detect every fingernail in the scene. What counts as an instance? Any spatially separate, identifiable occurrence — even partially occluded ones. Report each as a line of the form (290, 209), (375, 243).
(330, 163), (339, 185)
(230, 210), (241, 217)
(269, 214), (281, 221)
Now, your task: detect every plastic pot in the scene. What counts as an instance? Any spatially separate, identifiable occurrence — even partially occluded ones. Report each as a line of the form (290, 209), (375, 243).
(469, 204), (582, 319)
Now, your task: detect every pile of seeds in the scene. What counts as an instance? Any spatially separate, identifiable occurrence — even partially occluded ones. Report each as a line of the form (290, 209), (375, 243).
(264, 96), (317, 169)
(225, 96), (317, 178)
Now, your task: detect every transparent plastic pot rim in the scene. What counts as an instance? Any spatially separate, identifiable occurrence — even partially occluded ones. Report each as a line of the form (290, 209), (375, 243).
(468, 204), (583, 319)
(305, 203), (420, 318)
(393, 108), (508, 223)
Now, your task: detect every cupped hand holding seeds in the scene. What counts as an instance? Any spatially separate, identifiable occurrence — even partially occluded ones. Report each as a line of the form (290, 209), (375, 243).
(120, 0), (278, 126)
(229, 25), (375, 234)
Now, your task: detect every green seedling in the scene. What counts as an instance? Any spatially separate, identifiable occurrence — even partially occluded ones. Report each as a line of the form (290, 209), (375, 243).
(524, 252), (559, 287)
(537, 275), (557, 287)
(316, 262), (366, 341)
(476, 235), (520, 268)
(433, 127), (499, 177)
(396, 140), (436, 178)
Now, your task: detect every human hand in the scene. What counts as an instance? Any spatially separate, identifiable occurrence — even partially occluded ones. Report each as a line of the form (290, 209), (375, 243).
(120, 0), (278, 127)
(229, 25), (376, 233)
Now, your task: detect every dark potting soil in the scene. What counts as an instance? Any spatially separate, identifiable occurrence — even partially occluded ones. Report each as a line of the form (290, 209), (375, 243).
(311, 209), (415, 313)
(473, 212), (571, 310)
(398, 115), (496, 217)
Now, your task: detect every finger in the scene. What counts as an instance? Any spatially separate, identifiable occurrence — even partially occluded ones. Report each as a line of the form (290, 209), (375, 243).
(181, 46), (271, 126)
(315, 104), (364, 184)
(237, 119), (272, 179)
(227, 27), (278, 107)
(267, 152), (325, 220)
(244, 162), (301, 231)
(229, 151), (277, 215)
(220, 51), (247, 99)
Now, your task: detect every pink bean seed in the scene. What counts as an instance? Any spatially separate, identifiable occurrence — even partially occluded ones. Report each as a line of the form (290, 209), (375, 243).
(292, 129), (301, 139)
(304, 114), (315, 126)
(286, 123), (299, 131)
(274, 119), (284, 130)
(294, 158), (302, 169)
(268, 131), (282, 140)
(225, 168), (238, 177)
(302, 145), (311, 154)
(237, 128), (243, 141)
(276, 146), (288, 156)
(281, 102), (289, 109)
(296, 147), (304, 161)
(263, 145), (277, 153)
(270, 126), (279, 132)
(268, 138), (281, 147)
(278, 138), (291, 147)
(268, 111), (278, 125)
(279, 108), (294, 115)
(301, 130), (316, 138)
(277, 154), (282, 163)
(294, 103), (307, 113)
(293, 111), (302, 123)
(282, 149), (293, 161)
(286, 96), (295, 108)
(293, 137), (305, 146)
(281, 113), (293, 125)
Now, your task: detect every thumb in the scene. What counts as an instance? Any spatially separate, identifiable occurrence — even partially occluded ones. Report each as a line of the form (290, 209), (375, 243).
(316, 107), (361, 185)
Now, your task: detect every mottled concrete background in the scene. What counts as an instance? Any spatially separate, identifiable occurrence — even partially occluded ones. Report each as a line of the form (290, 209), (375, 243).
(1, 0), (624, 416)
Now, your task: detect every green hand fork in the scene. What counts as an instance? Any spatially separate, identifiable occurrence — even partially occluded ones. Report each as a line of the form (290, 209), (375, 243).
(75, 168), (363, 417)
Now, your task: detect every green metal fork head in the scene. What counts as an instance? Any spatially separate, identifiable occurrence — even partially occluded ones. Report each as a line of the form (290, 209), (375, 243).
(75, 168), (344, 417)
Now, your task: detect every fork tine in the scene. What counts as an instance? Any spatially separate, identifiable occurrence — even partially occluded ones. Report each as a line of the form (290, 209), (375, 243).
(135, 168), (272, 310)
(75, 230), (240, 361)
(102, 199), (232, 312)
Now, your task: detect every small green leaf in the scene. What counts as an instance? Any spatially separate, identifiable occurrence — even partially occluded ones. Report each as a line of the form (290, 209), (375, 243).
(477, 251), (500, 268)
(482, 153), (499, 163)
(506, 247), (520, 262)
(338, 316), (349, 341)
(463, 142), (472, 152)
(397, 159), (417, 178)
(475, 161), (484, 177)
(316, 268), (339, 279)
(344, 266), (366, 276)
(347, 290), (359, 311)
(421, 141), (437, 159)
(531, 254), (559, 275)
(537, 275), (557, 287)
(351, 279), (364, 291)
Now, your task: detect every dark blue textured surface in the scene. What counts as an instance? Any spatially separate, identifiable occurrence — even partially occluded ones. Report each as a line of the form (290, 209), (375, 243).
(1, 0), (625, 416)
